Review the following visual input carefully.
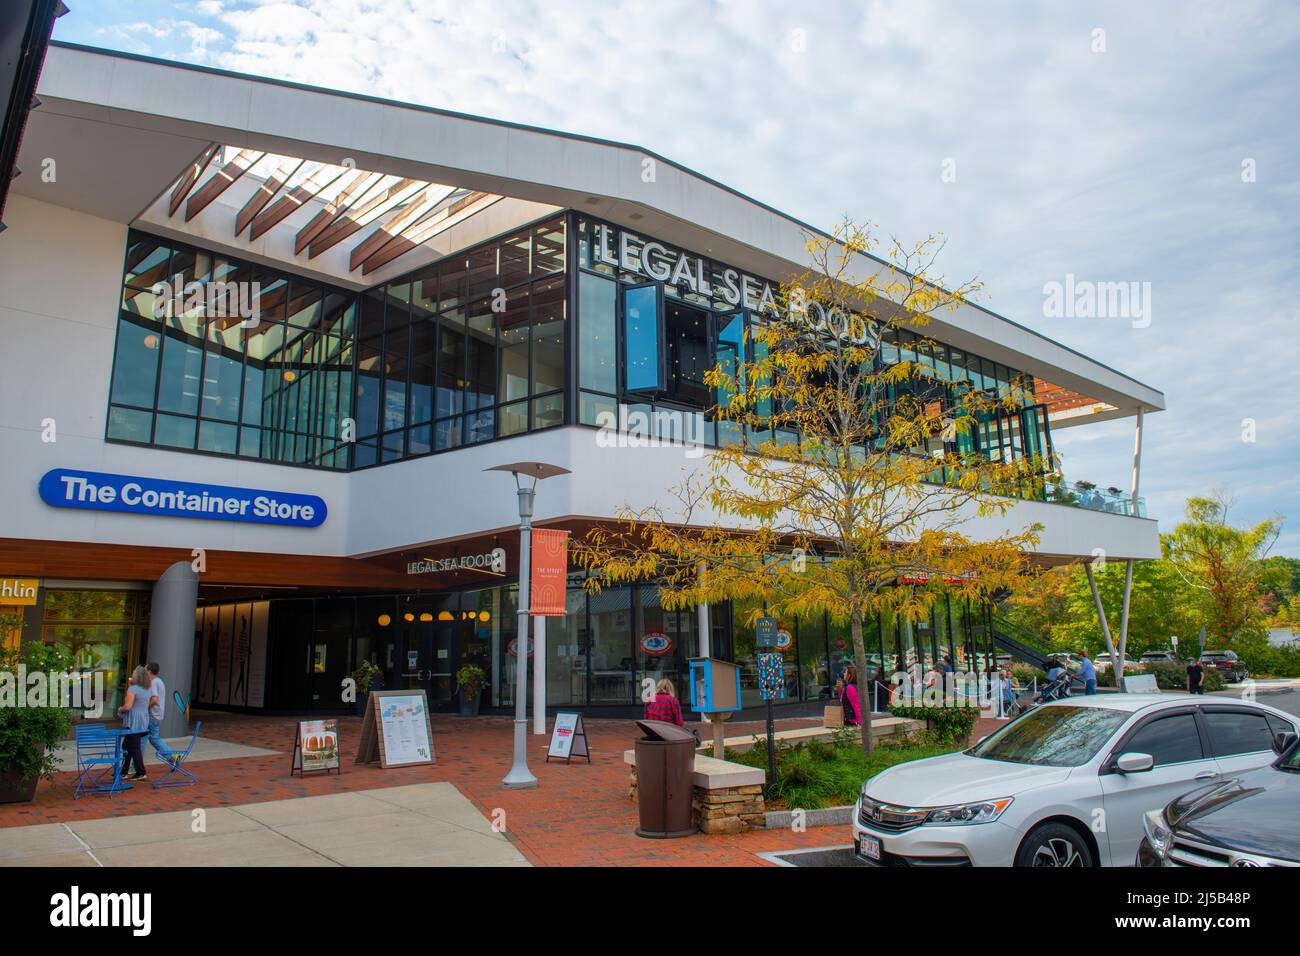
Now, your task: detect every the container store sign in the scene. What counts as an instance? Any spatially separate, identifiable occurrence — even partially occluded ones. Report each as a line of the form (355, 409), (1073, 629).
(38, 469), (326, 528)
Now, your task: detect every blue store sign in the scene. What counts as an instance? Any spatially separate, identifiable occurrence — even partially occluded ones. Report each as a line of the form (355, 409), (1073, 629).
(39, 469), (327, 528)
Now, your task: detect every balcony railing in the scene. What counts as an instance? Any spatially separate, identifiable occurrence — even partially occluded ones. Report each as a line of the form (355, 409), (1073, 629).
(1046, 479), (1146, 518)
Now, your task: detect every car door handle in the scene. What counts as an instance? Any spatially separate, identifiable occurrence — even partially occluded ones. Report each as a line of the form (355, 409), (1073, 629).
(1194, 771), (1219, 780)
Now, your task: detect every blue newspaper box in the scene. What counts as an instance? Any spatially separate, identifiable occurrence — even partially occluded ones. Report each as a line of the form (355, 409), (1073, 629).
(688, 657), (742, 714)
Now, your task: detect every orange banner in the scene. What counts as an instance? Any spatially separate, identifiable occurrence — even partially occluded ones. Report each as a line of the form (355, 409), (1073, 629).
(529, 528), (569, 616)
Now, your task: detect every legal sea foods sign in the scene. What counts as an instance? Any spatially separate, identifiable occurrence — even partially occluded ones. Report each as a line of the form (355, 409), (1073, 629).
(39, 469), (327, 528)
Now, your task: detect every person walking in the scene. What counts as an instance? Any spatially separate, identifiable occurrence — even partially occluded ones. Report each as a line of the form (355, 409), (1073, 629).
(117, 665), (155, 781)
(643, 678), (684, 726)
(837, 665), (862, 727)
(1077, 649), (1098, 695)
(144, 662), (179, 767)
(1187, 657), (1206, 695)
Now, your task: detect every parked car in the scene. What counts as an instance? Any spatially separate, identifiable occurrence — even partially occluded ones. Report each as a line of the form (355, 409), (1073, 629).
(1139, 651), (1182, 667)
(1199, 650), (1248, 683)
(1139, 730), (1300, 867)
(850, 694), (1296, 867)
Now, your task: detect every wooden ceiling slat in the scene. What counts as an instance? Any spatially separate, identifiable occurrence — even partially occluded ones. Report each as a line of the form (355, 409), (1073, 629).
(359, 193), (503, 274)
(184, 148), (265, 221)
(293, 169), (383, 254)
(347, 183), (457, 271)
(234, 157), (303, 236)
(305, 178), (423, 259)
(167, 144), (219, 217)
(247, 164), (350, 242)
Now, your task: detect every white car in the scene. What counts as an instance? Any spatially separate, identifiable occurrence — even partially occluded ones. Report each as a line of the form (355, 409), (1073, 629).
(851, 694), (1297, 867)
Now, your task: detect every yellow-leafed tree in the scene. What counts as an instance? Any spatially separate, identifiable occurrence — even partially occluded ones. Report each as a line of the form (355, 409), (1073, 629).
(577, 220), (1047, 751)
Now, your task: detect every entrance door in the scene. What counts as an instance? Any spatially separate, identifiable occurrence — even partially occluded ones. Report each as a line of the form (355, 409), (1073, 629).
(396, 618), (457, 710)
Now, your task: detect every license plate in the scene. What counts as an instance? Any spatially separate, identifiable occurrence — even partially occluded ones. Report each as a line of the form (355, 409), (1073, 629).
(856, 834), (881, 862)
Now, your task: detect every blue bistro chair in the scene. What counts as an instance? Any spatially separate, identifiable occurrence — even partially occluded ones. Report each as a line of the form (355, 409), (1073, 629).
(73, 722), (126, 799)
(153, 720), (201, 789)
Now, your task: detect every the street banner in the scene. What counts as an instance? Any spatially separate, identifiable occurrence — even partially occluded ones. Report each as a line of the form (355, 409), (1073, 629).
(530, 528), (569, 616)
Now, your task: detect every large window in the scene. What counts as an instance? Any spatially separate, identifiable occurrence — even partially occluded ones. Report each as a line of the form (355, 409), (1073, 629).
(107, 216), (566, 471)
(352, 216), (567, 468)
(108, 233), (356, 469)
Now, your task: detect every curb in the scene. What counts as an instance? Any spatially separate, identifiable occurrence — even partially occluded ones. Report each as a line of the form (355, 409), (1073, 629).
(763, 804), (855, 829)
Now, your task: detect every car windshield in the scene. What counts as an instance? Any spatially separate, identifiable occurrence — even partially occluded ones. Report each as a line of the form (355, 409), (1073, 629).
(968, 705), (1131, 767)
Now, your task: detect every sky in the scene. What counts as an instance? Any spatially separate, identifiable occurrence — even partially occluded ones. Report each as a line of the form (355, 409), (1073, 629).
(50, 1), (1300, 554)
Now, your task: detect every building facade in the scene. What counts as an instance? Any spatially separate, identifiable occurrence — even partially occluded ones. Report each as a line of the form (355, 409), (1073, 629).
(0, 44), (1165, 718)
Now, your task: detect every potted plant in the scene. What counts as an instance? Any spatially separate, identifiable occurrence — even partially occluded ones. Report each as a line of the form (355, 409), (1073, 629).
(0, 634), (73, 804)
(456, 664), (486, 717)
(350, 660), (382, 716)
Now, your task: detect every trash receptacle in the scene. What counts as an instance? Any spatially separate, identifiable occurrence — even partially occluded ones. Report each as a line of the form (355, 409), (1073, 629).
(633, 719), (697, 838)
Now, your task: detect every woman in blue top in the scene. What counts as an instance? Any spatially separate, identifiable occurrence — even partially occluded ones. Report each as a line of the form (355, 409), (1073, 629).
(117, 665), (156, 780)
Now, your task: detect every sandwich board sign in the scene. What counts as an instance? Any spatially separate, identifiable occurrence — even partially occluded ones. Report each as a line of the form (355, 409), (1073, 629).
(292, 719), (341, 777)
(546, 712), (590, 763)
(355, 689), (435, 768)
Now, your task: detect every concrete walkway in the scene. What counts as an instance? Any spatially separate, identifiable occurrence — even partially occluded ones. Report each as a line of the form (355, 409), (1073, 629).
(0, 782), (529, 867)
(51, 735), (279, 772)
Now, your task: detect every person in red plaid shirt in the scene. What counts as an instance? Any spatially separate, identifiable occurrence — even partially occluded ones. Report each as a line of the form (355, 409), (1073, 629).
(643, 678), (685, 726)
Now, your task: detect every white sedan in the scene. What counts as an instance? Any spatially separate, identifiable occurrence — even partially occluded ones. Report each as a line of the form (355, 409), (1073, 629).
(851, 694), (1297, 867)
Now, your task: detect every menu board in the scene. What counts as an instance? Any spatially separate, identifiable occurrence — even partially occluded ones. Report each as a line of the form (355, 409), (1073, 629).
(376, 692), (434, 767)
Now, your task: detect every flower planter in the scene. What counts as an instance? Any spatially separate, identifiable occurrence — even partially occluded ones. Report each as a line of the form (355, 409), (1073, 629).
(458, 687), (482, 718)
(0, 766), (39, 804)
(354, 692), (369, 717)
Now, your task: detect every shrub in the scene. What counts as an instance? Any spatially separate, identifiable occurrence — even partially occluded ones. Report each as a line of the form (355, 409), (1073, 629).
(0, 640), (74, 782)
(728, 731), (959, 809)
(888, 703), (980, 744)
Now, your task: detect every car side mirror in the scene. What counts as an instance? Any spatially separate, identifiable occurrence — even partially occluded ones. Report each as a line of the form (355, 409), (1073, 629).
(1115, 752), (1155, 773)
(1272, 732), (1298, 755)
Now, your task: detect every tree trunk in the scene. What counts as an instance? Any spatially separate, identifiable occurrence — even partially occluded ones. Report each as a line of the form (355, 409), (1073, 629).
(850, 608), (874, 753)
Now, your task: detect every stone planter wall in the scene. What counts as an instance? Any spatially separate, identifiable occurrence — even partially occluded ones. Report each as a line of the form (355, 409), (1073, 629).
(628, 767), (767, 835)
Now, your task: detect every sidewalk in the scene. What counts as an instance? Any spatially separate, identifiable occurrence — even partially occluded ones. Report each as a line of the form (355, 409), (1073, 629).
(0, 711), (841, 866)
(1, 782), (528, 867)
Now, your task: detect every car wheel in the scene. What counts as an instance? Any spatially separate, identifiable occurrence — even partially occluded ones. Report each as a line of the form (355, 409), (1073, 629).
(1015, 823), (1093, 868)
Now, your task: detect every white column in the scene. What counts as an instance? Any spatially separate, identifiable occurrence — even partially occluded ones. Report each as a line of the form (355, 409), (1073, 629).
(697, 562), (710, 658)
(1131, 408), (1144, 511)
(532, 615), (547, 734)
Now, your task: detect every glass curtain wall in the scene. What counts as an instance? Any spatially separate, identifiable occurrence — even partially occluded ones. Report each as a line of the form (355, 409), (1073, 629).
(352, 216), (566, 466)
(108, 232), (356, 468)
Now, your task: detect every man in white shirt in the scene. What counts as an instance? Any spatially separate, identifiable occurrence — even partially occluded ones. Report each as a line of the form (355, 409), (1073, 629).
(145, 662), (178, 765)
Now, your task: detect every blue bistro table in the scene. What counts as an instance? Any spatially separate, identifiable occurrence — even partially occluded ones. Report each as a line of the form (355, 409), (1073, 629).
(82, 728), (135, 796)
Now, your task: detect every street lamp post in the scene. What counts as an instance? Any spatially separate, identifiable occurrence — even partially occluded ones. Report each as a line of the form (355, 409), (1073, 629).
(487, 461), (570, 790)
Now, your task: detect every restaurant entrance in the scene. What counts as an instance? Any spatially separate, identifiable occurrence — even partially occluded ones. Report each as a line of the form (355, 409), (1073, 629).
(393, 618), (456, 710)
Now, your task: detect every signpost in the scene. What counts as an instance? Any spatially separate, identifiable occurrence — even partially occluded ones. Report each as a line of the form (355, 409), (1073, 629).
(291, 719), (341, 776)
(355, 689), (435, 768)
(757, 649), (785, 797)
(546, 712), (590, 763)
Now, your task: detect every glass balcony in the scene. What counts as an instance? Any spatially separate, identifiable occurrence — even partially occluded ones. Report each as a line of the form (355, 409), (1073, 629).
(1046, 479), (1146, 517)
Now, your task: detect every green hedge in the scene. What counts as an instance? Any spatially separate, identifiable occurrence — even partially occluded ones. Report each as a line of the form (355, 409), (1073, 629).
(888, 703), (981, 744)
(1097, 662), (1224, 691)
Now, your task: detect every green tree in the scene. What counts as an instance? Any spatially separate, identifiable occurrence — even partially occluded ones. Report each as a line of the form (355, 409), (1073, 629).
(1163, 493), (1281, 656)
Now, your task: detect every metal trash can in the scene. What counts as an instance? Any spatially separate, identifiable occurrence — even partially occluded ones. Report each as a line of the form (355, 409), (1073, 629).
(633, 719), (697, 838)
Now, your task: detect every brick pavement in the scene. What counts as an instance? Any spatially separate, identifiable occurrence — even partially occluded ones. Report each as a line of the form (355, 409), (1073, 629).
(0, 711), (847, 866)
